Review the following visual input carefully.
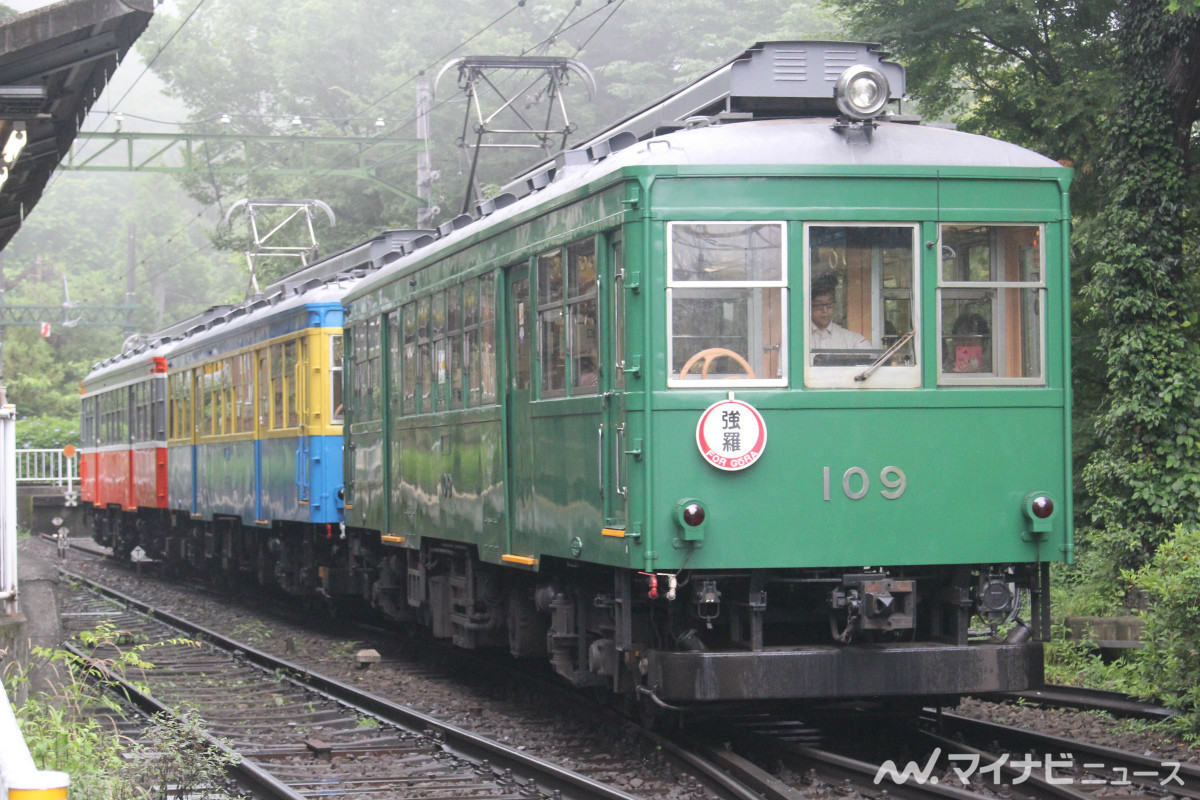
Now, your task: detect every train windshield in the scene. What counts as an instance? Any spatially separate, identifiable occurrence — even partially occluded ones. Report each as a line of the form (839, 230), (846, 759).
(667, 222), (788, 387)
(805, 224), (920, 389)
(938, 225), (1045, 385)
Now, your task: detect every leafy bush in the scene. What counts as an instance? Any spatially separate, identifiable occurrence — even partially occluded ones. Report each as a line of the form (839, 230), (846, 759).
(1125, 524), (1200, 738)
(15, 414), (79, 450)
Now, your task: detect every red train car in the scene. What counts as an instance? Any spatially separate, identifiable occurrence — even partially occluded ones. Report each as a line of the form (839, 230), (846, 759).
(80, 347), (169, 557)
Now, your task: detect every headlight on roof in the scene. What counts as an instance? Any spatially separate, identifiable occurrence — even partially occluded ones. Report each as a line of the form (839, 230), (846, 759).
(835, 64), (891, 120)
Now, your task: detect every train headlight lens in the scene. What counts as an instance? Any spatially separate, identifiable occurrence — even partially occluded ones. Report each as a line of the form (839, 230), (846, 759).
(683, 503), (705, 527)
(835, 65), (891, 120)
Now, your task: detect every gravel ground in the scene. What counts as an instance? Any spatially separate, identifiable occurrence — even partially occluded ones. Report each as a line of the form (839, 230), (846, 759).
(23, 535), (1200, 795)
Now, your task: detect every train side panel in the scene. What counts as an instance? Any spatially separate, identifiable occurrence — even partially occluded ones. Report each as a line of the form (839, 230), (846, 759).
(131, 443), (166, 510)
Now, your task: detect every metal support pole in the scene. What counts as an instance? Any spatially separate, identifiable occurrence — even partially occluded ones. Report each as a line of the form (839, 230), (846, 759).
(0, 394), (15, 611)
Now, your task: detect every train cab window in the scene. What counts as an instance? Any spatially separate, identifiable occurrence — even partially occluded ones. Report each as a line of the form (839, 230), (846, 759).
(938, 225), (1044, 385)
(668, 222), (786, 387)
(331, 334), (344, 423)
(804, 224), (919, 389)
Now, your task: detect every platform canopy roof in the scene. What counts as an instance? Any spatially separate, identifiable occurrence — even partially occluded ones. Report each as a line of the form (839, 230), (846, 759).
(0, 0), (154, 252)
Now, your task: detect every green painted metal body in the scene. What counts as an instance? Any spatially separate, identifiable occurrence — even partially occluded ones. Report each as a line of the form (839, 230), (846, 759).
(342, 144), (1072, 580)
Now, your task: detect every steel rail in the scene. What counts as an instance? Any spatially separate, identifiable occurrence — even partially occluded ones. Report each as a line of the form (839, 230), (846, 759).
(980, 684), (1178, 721)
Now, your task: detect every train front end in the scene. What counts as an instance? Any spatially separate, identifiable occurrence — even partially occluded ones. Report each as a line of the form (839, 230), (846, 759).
(607, 44), (1072, 705)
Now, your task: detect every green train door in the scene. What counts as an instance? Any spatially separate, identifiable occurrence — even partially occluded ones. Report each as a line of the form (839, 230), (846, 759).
(504, 264), (535, 558)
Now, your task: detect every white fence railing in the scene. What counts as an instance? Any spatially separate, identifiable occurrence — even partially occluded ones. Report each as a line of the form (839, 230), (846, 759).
(13, 449), (76, 492)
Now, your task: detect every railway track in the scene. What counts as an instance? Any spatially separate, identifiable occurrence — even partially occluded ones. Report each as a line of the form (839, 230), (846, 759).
(52, 538), (1195, 800)
(58, 571), (646, 800)
(683, 709), (1196, 800)
(56, 550), (982, 800)
(924, 710), (1199, 798)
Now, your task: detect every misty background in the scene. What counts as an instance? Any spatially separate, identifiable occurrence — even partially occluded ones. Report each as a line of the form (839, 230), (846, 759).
(0, 0), (838, 436)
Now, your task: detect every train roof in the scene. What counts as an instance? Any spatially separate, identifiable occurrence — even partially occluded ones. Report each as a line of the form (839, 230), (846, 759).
(83, 228), (426, 384)
(344, 115), (1067, 306)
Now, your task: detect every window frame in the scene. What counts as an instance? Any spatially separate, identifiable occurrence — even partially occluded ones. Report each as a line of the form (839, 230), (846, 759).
(666, 220), (789, 389)
(802, 222), (921, 390)
(936, 223), (1047, 387)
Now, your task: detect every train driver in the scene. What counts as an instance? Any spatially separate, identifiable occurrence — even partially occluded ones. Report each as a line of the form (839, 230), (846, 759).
(810, 275), (872, 350)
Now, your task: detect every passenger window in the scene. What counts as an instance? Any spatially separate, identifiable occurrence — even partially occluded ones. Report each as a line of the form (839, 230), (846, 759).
(464, 280), (481, 407)
(538, 250), (566, 394)
(447, 283), (463, 408)
(271, 343), (285, 429)
(480, 273), (497, 404)
(668, 222), (786, 387)
(805, 224), (919, 389)
(417, 297), (430, 413)
(568, 239), (599, 395)
(401, 303), (416, 415)
(431, 291), (446, 411)
(938, 225), (1044, 385)
(330, 335), (344, 423)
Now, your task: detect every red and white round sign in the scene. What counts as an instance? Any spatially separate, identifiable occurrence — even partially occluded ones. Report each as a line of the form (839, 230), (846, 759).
(696, 399), (767, 471)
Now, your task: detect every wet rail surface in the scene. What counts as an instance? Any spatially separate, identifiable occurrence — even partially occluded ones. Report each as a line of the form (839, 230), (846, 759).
(981, 685), (1177, 721)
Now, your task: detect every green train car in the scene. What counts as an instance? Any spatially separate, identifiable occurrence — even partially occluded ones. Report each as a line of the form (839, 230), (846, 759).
(340, 41), (1072, 708)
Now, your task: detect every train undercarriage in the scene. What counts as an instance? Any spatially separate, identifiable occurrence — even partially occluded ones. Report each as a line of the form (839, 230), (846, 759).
(86, 506), (1048, 707)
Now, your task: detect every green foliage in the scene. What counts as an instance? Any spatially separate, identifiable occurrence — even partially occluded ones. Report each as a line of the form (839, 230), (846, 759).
(1124, 525), (1200, 737)
(15, 415), (79, 449)
(1076, 0), (1200, 596)
(824, 0), (1119, 215)
(137, 0), (822, 257)
(124, 705), (242, 800)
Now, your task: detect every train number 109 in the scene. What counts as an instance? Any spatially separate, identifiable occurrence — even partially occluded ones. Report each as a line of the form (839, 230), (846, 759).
(823, 466), (907, 501)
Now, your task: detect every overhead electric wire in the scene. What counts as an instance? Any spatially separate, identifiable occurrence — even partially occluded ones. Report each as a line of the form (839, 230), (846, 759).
(139, 0), (539, 286)
(94, 0), (629, 293)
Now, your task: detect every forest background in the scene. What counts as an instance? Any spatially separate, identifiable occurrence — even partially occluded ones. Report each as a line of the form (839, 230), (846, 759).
(2, 0), (1200, 711)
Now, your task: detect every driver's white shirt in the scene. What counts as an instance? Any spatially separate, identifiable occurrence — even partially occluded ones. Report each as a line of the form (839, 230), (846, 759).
(811, 321), (872, 349)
